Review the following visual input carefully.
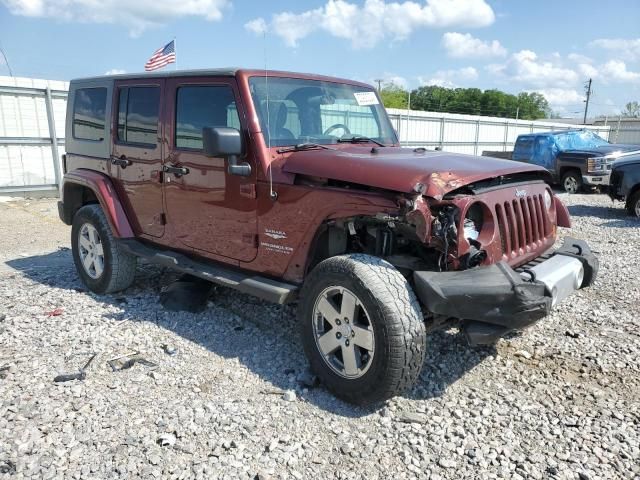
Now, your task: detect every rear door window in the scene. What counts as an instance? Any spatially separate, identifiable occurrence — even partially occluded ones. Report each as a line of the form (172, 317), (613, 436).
(175, 85), (240, 150)
(73, 88), (107, 141)
(513, 137), (534, 161)
(116, 86), (160, 147)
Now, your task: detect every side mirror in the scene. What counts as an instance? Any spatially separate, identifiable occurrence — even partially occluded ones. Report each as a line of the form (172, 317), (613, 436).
(202, 127), (251, 177)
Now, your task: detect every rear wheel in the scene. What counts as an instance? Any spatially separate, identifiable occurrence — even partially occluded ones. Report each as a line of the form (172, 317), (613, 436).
(71, 204), (137, 294)
(626, 191), (640, 218)
(562, 171), (582, 194)
(298, 254), (427, 405)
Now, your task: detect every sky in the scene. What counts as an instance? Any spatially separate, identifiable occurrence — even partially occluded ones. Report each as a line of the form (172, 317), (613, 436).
(0, 0), (639, 118)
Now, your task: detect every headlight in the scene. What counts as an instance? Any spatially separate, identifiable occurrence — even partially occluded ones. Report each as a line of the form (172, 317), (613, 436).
(587, 157), (606, 173)
(544, 190), (552, 210)
(464, 203), (484, 241)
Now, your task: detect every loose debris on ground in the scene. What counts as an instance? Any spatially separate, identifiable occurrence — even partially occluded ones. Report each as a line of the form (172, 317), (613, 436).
(0, 193), (638, 479)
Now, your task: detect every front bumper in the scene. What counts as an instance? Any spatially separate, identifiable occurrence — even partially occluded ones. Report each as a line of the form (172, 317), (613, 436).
(413, 237), (598, 345)
(582, 173), (610, 187)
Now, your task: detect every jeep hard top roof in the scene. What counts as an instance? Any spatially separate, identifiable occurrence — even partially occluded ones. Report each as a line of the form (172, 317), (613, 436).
(70, 68), (373, 89)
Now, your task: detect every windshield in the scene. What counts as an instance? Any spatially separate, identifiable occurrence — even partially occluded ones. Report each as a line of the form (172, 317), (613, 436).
(554, 130), (609, 151)
(248, 76), (397, 147)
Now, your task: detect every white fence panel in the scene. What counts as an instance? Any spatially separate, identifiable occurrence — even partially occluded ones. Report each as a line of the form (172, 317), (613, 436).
(387, 108), (611, 155)
(0, 76), (68, 193)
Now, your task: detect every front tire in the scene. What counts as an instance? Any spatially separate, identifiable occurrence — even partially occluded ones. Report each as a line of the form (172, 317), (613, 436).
(562, 171), (582, 194)
(626, 191), (640, 218)
(298, 254), (427, 405)
(71, 204), (137, 294)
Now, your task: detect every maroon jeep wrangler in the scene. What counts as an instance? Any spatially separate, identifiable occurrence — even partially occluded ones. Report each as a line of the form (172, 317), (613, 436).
(58, 69), (598, 404)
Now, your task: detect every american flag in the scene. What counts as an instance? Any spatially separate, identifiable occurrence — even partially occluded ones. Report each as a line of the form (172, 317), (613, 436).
(144, 40), (176, 71)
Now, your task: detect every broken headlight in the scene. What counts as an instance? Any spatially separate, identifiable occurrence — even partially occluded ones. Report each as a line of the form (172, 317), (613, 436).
(463, 203), (484, 241)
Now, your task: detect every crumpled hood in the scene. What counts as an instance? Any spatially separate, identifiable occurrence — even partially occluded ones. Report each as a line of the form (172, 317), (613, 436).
(282, 146), (548, 197)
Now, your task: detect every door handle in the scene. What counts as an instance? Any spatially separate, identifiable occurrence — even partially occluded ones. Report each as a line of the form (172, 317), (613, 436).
(163, 164), (190, 177)
(111, 155), (132, 168)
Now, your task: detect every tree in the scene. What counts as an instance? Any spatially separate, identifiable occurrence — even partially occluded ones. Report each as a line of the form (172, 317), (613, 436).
(405, 85), (550, 119)
(379, 82), (409, 109)
(621, 101), (640, 117)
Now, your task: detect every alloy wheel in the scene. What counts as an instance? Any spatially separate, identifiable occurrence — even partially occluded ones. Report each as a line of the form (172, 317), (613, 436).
(312, 286), (375, 379)
(78, 223), (105, 279)
(564, 176), (579, 194)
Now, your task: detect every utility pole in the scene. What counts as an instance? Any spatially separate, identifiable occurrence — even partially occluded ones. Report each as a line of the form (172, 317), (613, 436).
(583, 78), (592, 124)
(374, 78), (383, 92)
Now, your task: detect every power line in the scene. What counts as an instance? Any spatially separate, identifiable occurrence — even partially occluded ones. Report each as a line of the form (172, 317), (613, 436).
(0, 41), (14, 77)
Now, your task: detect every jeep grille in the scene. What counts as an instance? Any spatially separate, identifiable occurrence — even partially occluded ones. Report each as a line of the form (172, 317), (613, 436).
(495, 194), (551, 258)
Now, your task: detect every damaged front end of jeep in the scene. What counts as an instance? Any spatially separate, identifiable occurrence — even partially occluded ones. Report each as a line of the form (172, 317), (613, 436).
(311, 174), (599, 345)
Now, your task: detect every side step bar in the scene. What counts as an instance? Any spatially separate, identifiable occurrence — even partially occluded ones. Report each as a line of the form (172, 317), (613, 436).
(118, 239), (298, 304)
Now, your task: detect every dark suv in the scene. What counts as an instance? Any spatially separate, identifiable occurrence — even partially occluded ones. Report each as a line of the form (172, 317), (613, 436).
(609, 153), (640, 217)
(58, 69), (598, 404)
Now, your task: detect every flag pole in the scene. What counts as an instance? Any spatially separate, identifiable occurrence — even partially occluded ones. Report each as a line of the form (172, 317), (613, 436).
(174, 37), (177, 70)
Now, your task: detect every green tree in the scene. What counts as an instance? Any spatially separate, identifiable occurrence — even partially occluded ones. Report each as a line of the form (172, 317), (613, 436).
(406, 85), (550, 119)
(379, 82), (409, 109)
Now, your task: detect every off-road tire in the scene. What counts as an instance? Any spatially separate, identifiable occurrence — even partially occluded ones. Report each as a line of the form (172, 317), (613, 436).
(562, 170), (582, 194)
(625, 190), (640, 218)
(298, 254), (427, 405)
(71, 204), (137, 294)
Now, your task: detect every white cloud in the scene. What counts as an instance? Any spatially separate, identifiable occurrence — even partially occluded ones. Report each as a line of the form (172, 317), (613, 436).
(104, 69), (127, 75)
(576, 63), (598, 78)
(532, 88), (583, 107)
(590, 38), (640, 61)
(567, 53), (593, 64)
(379, 73), (409, 89)
(419, 66), (478, 87)
(248, 0), (495, 48)
(1, 0), (230, 36)
(244, 17), (267, 35)
(487, 49), (578, 87)
(441, 32), (506, 58)
(601, 60), (640, 82)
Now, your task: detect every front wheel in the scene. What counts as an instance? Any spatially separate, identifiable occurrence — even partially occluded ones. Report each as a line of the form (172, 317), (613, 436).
(562, 171), (582, 194)
(298, 254), (427, 405)
(71, 204), (137, 294)
(626, 191), (640, 218)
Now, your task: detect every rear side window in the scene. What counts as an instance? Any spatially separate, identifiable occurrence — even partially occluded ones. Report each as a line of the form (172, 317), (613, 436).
(73, 88), (107, 141)
(513, 137), (534, 160)
(117, 86), (160, 146)
(175, 85), (240, 150)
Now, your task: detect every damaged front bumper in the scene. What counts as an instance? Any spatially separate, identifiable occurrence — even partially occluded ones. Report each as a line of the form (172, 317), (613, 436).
(413, 237), (598, 345)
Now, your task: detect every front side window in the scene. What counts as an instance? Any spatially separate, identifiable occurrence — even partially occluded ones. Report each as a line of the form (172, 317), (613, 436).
(175, 85), (240, 150)
(117, 86), (160, 146)
(248, 77), (397, 147)
(73, 88), (107, 141)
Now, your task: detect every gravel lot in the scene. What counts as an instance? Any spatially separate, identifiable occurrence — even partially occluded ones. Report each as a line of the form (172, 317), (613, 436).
(0, 193), (638, 480)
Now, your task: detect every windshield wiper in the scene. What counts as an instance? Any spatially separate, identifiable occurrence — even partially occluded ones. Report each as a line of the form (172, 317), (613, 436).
(337, 135), (386, 147)
(276, 143), (336, 154)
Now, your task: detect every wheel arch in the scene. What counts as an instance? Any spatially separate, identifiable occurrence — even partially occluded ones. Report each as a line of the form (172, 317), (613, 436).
(61, 169), (134, 238)
(559, 166), (581, 180)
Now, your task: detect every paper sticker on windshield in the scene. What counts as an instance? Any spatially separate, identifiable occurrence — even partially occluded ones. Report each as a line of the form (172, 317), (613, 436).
(354, 91), (379, 106)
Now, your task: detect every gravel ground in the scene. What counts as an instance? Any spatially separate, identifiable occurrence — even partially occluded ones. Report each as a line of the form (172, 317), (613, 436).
(0, 193), (638, 480)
